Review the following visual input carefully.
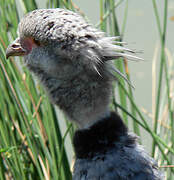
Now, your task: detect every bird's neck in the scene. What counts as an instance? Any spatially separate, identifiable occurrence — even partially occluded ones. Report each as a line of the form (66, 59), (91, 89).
(27, 63), (112, 128)
(76, 106), (111, 129)
(56, 74), (112, 129)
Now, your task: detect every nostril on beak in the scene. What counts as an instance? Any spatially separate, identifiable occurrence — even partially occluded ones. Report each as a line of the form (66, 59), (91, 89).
(11, 44), (20, 48)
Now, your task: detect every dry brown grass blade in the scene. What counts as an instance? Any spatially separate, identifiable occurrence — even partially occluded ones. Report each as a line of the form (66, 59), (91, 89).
(22, 73), (48, 145)
(0, 57), (31, 131)
(12, 118), (36, 165)
(38, 155), (50, 180)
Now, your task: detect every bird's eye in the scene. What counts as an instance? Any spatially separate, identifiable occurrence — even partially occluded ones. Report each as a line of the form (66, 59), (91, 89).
(33, 39), (41, 46)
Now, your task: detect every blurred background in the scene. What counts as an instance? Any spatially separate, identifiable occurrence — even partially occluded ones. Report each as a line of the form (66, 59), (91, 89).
(0, 0), (174, 179)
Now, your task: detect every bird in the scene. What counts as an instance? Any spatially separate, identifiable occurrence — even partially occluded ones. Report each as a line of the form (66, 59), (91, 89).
(6, 8), (163, 180)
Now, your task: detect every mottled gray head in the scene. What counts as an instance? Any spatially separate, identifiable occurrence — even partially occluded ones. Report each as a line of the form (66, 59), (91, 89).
(6, 8), (139, 128)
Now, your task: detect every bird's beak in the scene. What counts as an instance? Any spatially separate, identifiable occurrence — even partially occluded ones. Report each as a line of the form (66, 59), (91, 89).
(6, 37), (27, 59)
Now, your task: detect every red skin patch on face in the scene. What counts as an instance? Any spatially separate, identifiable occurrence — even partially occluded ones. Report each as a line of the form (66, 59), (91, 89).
(21, 37), (39, 53)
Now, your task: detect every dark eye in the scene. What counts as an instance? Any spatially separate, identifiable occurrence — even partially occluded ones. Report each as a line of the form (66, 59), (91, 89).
(33, 39), (41, 46)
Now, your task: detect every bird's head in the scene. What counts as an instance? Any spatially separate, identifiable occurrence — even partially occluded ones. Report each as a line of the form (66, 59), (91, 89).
(6, 8), (140, 127)
(6, 8), (139, 79)
(6, 9), (108, 78)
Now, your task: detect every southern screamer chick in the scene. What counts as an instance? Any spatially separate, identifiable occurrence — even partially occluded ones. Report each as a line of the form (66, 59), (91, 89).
(6, 8), (163, 180)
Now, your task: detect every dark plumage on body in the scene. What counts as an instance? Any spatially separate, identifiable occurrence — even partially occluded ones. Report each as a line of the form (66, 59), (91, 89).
(73, 112), (162, 180)
(6, 8), (163, 180)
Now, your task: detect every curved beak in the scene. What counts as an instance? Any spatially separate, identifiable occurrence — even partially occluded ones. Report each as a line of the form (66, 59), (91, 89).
(6, 38), (27, 59)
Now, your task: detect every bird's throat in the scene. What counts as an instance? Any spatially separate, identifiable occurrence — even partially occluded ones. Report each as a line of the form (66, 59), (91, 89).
(28, 63), (112, 129)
